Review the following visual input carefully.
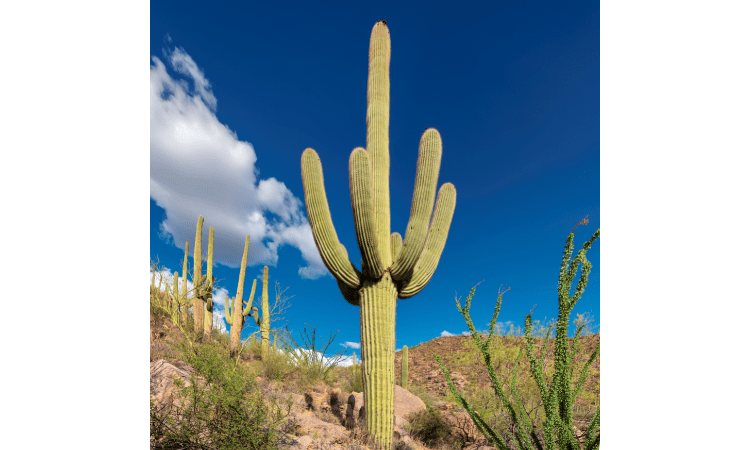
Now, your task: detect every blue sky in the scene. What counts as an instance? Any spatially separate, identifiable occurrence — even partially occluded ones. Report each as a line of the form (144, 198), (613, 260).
(149, 2), (600, 363)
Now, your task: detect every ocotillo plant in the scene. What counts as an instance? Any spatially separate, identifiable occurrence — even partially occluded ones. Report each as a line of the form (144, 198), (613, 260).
(193, 216), (205, 334)
(401, 345), (408, 388)
(436, 226), (601, 450)
(203, 226), (215, 335)
(300, 21), (456, 448)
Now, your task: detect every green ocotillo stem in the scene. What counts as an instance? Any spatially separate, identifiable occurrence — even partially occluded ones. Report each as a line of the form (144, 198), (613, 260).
(204, 226), (214, 334)
(193, 216), (204, 334)
(229, 235), (256, 356)
(260, 266), (270, 361)
(402, 345), (408, 387)
(300, 21), (456, 449)
(181, 241), (189, 326)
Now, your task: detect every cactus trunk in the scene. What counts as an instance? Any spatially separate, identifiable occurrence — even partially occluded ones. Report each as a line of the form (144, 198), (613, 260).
(360, 274), (397, 449)
(193, 216), (204, 334)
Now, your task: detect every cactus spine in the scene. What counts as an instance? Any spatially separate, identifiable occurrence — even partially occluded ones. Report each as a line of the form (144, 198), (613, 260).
(229, 235), (257, 357)
(193, 216), (204, 334)
(402, 345), (408, 388)
(203, 226), (215, 335)
(300, 21), (457, 448)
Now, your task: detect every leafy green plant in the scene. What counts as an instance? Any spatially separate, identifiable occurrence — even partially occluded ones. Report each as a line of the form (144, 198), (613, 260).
(436, 224), (600, 450)
(150, 339), (296, 450)
(300, 20), (457, 448)
(406, 406), (452, 448)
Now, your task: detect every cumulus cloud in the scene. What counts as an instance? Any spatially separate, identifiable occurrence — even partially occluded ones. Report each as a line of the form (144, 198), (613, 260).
(150, 45), (328, 279)
(461, 331), (471, 336)
(340, 341), (361, 350)
(440, 330), (455, 337)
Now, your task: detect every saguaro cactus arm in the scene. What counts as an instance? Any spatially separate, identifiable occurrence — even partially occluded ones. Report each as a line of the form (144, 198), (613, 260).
(366, 21), (392, 263)
(391, 129), (443, 280)
(349, 147), (384, 277)
(390, 232), (403, 264)
(301, 148), (362, 289)
(251, 306), (260, 327)
(398, 182), (457, 298)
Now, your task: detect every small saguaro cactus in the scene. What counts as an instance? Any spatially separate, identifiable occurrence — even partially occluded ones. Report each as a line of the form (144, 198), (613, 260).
(402, 345), (408, 388)
(193, 216), (205, 334)
(181, 241), (189, 326)
(248, 266), (271, 360)
(203, 226), (215, 335)
(228, 235), (258, 357)
(300, 21), (456, 448)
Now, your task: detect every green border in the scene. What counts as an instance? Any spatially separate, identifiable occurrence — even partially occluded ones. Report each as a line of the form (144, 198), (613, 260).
(601, 1), (750, 450)
(5, 0), (149, 450)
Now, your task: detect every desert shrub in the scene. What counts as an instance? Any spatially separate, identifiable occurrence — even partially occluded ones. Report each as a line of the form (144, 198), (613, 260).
(407, 406), (452, 447)
(260, 346), (296, 381)
(150, 339), (295, 450)
(342, 365), (364, 393)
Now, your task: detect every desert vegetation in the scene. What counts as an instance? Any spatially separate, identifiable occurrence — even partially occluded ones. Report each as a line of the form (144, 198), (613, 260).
(150, 20), (600, 450)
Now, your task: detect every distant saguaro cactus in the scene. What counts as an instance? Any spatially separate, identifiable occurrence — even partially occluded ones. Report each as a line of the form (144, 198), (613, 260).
(402, 345), (408, 388)
(300, 21), (456, 448)
(203, 226), (215, 335)
(228, 235), (258, 357)
(193, 216), (204, 334)
(181, 241), (189, 326)
(249, 266), (270, 360)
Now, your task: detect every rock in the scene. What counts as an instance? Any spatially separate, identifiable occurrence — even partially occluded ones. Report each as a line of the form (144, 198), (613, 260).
(284, 434), (313, 450)
(347, 385), (425, 442)
(150, 359), (204, 414)
(303, 383), (347, 425)
(394, 385), (426, 418)
(291, 412), (350, 444)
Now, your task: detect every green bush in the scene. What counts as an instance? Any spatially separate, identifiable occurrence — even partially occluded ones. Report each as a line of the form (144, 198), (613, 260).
(150, 339), (295, 450)
(406, 406), (452, 447)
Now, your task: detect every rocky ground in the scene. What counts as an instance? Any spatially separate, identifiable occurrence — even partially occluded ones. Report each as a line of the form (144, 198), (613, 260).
(150, 312), (599, 450)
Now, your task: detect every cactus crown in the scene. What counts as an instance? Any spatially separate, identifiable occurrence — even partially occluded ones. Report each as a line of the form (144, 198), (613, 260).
(301, 21), (456, 304)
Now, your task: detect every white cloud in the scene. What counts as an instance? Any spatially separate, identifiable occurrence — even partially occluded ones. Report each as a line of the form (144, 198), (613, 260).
(341, 341), (361, 350)
(461, 331), (471, 336)
(150, 46), (327, 279)
(440, 330), (455, 337)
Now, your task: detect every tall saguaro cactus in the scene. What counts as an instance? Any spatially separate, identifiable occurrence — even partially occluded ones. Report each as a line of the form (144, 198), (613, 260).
(203, 226), (215, 335)
(181, 241), (189, 326)
(228, 235), (258, 357)
(193, 216), (204, 334)
(249, 266), (271, 360)
(300, 21), (457, 448)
